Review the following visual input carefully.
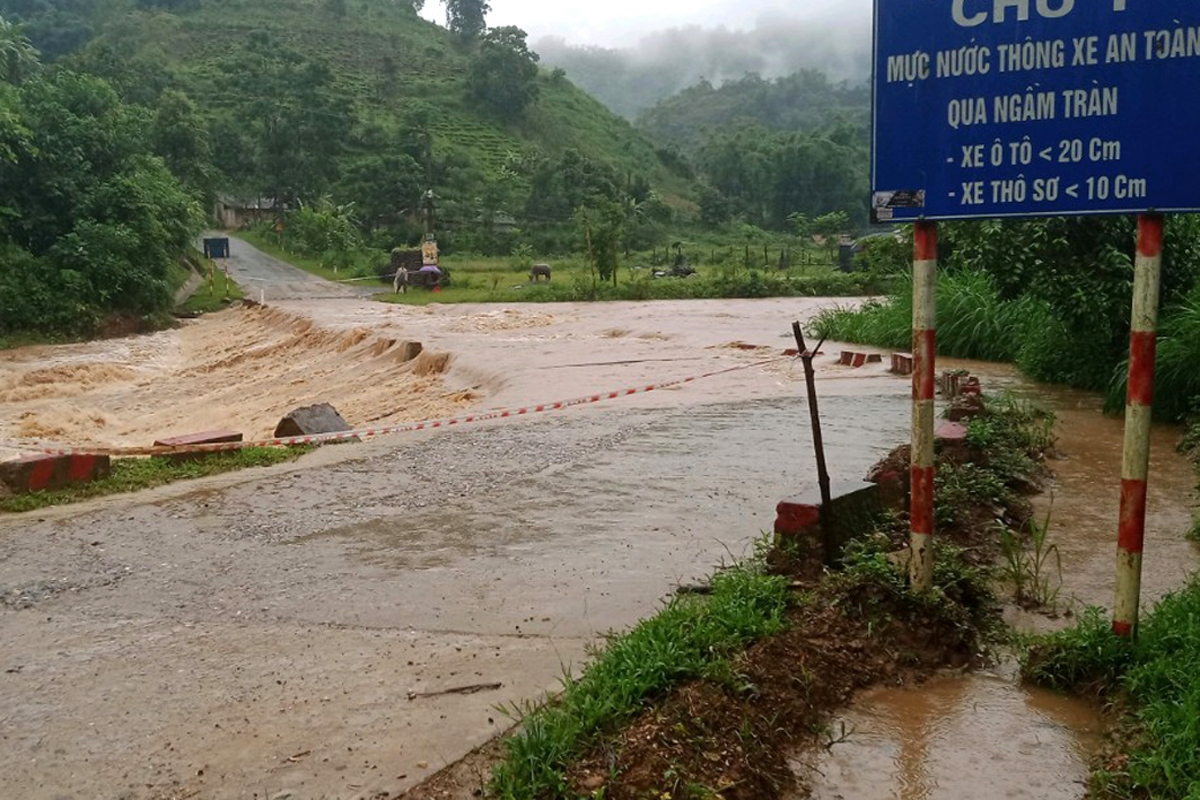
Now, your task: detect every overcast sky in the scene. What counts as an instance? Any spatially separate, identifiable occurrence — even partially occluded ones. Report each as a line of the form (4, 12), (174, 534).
(420, 0), (871, 47)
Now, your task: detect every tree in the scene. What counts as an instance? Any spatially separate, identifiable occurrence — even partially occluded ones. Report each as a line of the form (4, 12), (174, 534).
(0, 82), (27, 164)
(0, 15), (39, 83)
(0, 69), (201, 334)
(811, 211), (850, 237)
(466, 25), (538, 120)
(215, 35), (352, 204)
(150, 88), (213, 202)
(445, 0), (489, 41)
(577, 200), (623, 284)
(335, 153), (422, 229)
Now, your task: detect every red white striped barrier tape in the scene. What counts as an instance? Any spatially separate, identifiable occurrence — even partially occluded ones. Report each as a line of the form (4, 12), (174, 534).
(1, 355), (789, 459)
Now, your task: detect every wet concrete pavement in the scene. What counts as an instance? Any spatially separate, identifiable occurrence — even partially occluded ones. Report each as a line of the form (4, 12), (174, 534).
(0, 370), (911, 798)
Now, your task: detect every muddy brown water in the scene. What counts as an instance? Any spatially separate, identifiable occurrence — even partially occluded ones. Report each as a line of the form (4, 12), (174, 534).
(797, 666), (1103, 800)
(795, 373), (1199, 800)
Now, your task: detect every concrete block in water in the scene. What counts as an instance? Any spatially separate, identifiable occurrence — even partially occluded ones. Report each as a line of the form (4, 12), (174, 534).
(274, 403), (353, 440)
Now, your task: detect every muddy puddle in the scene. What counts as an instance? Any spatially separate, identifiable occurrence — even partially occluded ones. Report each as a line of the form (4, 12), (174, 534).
(797, 372), (1198, 800)
(1024, 386), (1198, 618)
(796, 664), (1102, 800)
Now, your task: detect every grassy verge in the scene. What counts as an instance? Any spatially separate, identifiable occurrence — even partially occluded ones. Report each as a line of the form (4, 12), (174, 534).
(1023, 585), (1200, 799)
(810, 270), (1200, 422)
(0, 331), (67, 351)
(490, 558), (792, 798)
(0, 447), (310, 513)
(177, 268), (246, 314)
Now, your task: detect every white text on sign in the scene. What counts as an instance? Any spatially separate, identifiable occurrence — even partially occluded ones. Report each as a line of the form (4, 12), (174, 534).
(952, 0), (1128, 28)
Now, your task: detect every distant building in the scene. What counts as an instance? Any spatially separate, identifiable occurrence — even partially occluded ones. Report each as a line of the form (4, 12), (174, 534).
(213, 196), (286, 230)
(476, 211), (519, 234)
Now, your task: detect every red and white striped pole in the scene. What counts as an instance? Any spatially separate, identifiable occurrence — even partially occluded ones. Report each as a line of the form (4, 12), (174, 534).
(911, 220), (938, 591)
(1113, 213), (1164, 638)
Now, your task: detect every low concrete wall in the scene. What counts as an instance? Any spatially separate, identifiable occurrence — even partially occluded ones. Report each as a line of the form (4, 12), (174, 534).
(774, 480), (883, 563)
(0, 453), (112, 495)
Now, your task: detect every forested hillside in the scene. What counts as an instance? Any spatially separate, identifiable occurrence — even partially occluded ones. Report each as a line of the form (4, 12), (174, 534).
(1, 0), (884, 342)
(637, 72), (871, 230)
(0, 0), (682, 244)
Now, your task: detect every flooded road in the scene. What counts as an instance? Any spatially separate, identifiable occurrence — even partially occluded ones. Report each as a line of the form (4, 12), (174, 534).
(0, 238), (916, 800)
(2, 238), (1196, 799)
(1027, 388), (1198, 617)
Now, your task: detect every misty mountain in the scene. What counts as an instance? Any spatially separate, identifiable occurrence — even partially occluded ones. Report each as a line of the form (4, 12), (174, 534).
(534, 11), (870, 119)
(637, 70), (869, 155)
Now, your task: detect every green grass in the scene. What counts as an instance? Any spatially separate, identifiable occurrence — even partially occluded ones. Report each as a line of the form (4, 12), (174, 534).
(812, 267), (1200, 423)
(177, 267), (246, 314)
(1106, 286), (1200, 423)
(489, 558), (792, 799)
(0, 447), (310, 513)
(1023, 583), (1200, 799)
(808, 270), (1035, 361)
(233, 236), (890, 304)
(0, 331), (67, 351)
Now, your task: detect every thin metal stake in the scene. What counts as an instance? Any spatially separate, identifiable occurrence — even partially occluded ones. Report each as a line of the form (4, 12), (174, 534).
(792, 321), (834, 563)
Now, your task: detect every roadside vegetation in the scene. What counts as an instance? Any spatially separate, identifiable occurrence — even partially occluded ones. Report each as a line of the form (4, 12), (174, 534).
(1023, 587), (1200, 800)
(811, 216), (1200, 424)
(0, 446), (309, 513)
(466, 392), (1052, 800)
(176, 267), (244, 315)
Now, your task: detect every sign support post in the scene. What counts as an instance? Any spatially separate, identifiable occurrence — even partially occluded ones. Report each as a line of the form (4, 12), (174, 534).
(872, 2), (1197, 603)
(910, 220), (937, 591)
(1113, 213), (1163, 638)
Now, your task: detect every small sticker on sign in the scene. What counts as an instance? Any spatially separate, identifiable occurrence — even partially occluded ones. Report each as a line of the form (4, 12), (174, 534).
(873, 190), (925, 210)
(872, 190), (925, 224)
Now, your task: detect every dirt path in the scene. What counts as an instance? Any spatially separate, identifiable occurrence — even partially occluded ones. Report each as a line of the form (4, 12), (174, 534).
(0, 246), (918, 799)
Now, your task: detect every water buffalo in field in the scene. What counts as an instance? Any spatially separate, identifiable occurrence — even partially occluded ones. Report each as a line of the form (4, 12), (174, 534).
(529, 264), (552, 282)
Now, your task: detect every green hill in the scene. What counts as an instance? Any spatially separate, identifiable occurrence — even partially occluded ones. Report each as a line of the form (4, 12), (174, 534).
(636, 71), (870, 156)
(627, 71), (871, 230)
(2, 0), (686, 240)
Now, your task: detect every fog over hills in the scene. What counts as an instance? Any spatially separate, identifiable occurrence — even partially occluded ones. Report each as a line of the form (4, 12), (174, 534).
(533, 9), (872, 119)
